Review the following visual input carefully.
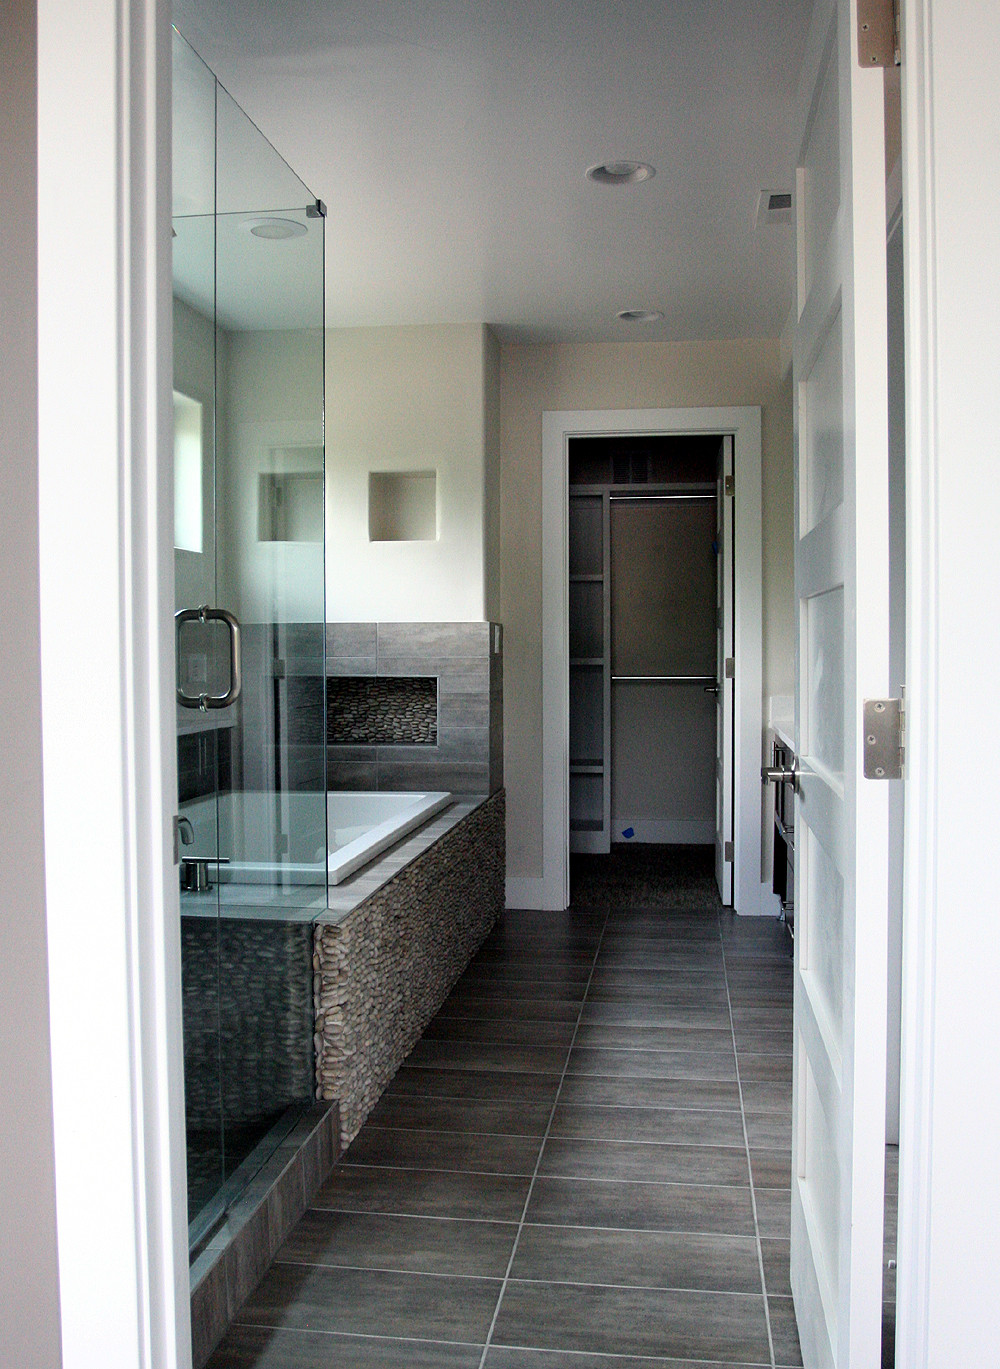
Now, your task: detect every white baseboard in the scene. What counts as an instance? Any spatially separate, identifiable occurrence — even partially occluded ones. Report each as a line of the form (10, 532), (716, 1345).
(505, 876), (549, 910)
(733, 882), (784, 918)
(610, 818), (716, 844)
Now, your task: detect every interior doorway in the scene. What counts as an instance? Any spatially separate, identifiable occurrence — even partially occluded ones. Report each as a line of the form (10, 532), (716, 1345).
(566, 434), (734, 905)
(541, 405), (764, 916)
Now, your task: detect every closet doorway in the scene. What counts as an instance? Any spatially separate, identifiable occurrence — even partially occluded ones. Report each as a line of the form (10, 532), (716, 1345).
(567, 434), (734, 903)
(541, 404), (762, 915)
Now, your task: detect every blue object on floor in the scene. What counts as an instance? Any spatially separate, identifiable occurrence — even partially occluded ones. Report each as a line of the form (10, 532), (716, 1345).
(622, 827), (634, 839)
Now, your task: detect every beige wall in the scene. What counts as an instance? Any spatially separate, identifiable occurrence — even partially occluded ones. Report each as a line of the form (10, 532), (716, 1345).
(0, 1), (63, 1360)
(499, 338), (795, 881)
(326, 323), (497, 623)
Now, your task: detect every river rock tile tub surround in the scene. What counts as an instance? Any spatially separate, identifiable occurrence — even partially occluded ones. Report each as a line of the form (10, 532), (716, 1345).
(314, 790), (505, 1145)
(327, 675), (438, 745)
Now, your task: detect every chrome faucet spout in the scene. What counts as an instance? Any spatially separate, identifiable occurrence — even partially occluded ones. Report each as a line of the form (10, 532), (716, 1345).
(177, 817), (194, 846)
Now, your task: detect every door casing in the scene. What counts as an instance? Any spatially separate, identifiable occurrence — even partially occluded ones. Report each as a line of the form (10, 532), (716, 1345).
(536, 405), (766, 915)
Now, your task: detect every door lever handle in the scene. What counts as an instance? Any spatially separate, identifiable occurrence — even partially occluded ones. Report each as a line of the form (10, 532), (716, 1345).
(762, 765), (800, 788)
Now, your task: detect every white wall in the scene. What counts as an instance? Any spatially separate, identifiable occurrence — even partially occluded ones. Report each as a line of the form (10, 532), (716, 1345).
(325, 323), (496, 622)
(499, 338), (794, 884)
(0, 3), (62, 1361)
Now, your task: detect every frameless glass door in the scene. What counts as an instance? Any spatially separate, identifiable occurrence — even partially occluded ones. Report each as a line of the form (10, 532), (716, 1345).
(172, 27), (326, 1246)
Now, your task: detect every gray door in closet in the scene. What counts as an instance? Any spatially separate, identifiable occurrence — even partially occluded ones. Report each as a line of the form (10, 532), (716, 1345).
(610, 495), (718, 845)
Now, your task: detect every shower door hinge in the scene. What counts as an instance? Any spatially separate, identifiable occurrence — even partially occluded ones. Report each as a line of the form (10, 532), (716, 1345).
(857, 0), (901, 68)
(863, 697), (904, 779)
(724, 657), (735, 679)
(274, 658), (286, 679)
(724, 840), (734, 863)
(307, 199), (327, 218)
(724, 475), (735, 496)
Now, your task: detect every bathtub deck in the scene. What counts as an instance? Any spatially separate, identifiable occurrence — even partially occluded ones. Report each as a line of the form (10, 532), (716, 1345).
(179, 796), (486, 924)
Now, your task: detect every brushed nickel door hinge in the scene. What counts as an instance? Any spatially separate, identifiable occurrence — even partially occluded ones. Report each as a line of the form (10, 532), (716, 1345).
(858, 0), (901, 68)
(724, 475), (735, 496)
(863, 697), (904, 779)
(724, 657), (735, 679)
(724, 840), (734, 863)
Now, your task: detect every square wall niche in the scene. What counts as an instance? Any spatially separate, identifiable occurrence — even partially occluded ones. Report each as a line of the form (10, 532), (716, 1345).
(368, 470), (437, 542)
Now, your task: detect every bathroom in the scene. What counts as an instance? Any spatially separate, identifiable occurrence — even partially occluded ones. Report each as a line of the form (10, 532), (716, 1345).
(170, 30), (506, 1349)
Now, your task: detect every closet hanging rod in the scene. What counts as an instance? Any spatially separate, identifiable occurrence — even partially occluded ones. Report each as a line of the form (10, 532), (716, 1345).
(612, 674), (717, 684)
(608, 493), (715, 502)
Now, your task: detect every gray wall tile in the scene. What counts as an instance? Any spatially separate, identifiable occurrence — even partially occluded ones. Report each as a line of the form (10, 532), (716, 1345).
(377, 622), (491, 660)
(328, 623), (377, 658)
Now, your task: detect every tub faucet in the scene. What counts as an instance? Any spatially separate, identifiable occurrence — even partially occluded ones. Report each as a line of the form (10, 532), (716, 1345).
(177, 817), (194, 847)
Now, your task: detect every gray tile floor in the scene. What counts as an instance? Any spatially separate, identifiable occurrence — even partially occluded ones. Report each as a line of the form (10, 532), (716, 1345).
(208, 871), (800, 1368)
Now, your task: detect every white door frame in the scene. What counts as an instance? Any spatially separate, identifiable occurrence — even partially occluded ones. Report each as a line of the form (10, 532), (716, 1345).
(37, 1), (191, 1365)
(895, 2), (1000, 1362)
(540, 406), (765, 914)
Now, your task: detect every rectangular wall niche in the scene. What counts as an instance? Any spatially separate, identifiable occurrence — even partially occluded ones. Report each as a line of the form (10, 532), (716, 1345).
(368, 470), (437, 542)
(328, 676), (438, 746)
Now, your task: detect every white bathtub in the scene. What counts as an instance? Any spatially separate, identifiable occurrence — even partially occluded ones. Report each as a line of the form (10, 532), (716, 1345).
(179, 790), (454, 887)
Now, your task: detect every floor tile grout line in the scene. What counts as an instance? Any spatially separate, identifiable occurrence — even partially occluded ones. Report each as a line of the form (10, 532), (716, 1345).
(481, 1339), (771, 1367)
(384, 1089), (787, 1115)
(360, 1125), (764, 1151)
(301, 1206), (779, 1240)
(718, 909), (777, 1369)
(268, 1254), (774, 1297)
(334, 1159), (793, 1190)
(230, 1317), (776, 1366)
(475, 904), (613, 1369)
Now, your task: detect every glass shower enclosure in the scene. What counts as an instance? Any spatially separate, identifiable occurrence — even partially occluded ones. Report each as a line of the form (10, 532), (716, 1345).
(172, 29), (327, 1247)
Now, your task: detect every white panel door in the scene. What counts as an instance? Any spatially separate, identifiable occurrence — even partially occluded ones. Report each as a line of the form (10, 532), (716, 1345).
(715, 435), (734, 904)
(790, 2), (889, 1366)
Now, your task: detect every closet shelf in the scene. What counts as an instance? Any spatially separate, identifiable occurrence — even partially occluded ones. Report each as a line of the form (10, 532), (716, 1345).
(570, 761), (604, 775)
(570, 657), (604, 668)
(569, 573), (604, 583)
(570, 818), (604, 833)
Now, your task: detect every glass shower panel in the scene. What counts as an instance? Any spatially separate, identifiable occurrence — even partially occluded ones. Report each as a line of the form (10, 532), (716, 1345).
(172, 29), (225, 1228)
(173, 27), (326, 1245)
(212, 85), (326, 1197)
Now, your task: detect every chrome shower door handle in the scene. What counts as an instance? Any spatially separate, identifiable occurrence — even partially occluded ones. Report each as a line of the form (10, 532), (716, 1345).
(175, 605), (242, 710)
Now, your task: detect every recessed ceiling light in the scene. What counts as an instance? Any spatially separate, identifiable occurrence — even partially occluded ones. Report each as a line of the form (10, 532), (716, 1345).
(617, 308), (663, 323)
(587, 161), (655, 186)
(243, 217), (308, 240)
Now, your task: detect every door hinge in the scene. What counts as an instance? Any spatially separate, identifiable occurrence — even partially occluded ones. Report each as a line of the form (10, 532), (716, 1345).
(724, 475), (735, 497)
(724, 657), (735, 679)
(863, 697), (904, 779)
(724, 840), (734, 863)
(857, 0), (901, 68)
(274, 658), (286, 679)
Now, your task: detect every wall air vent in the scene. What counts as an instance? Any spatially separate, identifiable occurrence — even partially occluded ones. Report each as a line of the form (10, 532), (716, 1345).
(755, 189), (793, 228)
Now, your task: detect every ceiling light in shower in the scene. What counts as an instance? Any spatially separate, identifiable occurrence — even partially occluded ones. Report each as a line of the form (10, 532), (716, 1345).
(587, 161), (655, 186)
(243, 216), (308, 240)
(617, 308), (663, 323)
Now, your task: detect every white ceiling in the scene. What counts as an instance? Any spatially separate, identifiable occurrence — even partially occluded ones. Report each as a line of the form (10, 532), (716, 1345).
(173, 0), (811, 344)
